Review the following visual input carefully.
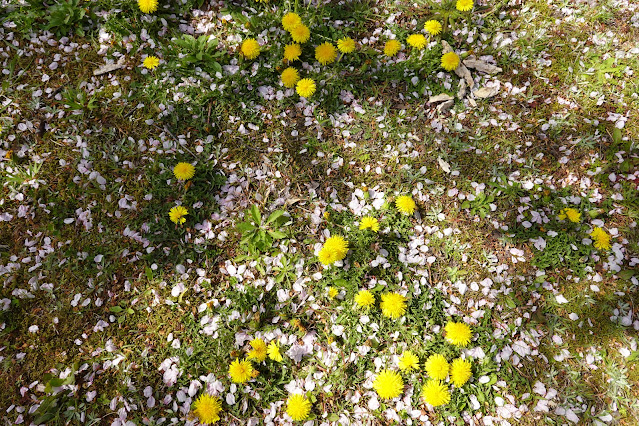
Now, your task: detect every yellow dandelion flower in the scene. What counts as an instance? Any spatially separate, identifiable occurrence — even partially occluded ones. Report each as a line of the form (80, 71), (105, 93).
(398, 351), (419, 371)
(296, 77), (316, 98)
(143, 56), (160, 70)
(359, 216), (379, 232)
(450, 358), (472, 387)
(328, 286), (338, 299)
(373, 370), (403, 399)
(558, 208), (581, 223)
(421, 379), (450, 407)
(286, 394), (311, 421)
(384, 39), (402, 57)
(590, 227), (611, 250)
(337, 37), (356, 54)
(406, 34), (427, 50)
(281, 67), (300, 88)
(138, 0), (158, 14)
(317, 235), (348, 265)
(241, 39), (261, 60)
(424, 20), (442, 35)
(315, 42), (337, 65)
(456, 0), (474, 12)
(424, 354), (449, 380)
(192, 394), (222, 424)
(444, 321), (472, 346)
(290, 24), (310, 44)
(267, 340), (283, 362)
(354, 290), (375, 308)
(441, 52), (460, 71)
(173, 162), (195, 180)
(247, 338), (267, 362)
(283, 43), (302, 61)
(229, 359), (253, 383)
(169, 206), (188, 225)
(380, 292), (407, 319)
(282, 12), (302, 32)
(395, 195), (416, 215)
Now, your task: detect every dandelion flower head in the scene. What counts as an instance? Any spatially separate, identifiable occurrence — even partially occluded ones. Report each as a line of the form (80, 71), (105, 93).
(315, 42), (337, 65)
(354, 290), (375, 308)
(373, 370), (403, 399)
(138, 0), (158, 14)
(558, 207), (581, 223)
(169, 206), (188, 225)
(286, 394), (311, 421)
(143, 56), (160, 70)
(384, 39), (402, 57)
(173, 162), (195, 180)
(281, 67), (300, 88)
(456, 0), (474, 12)
(282, 12), (302, 32)
(424, 354), (449, 380)
(192, 394), (222, 424)
(241, 39), (261, 60)
(407, 34), (427, 50)
(450, 358), (472, 387)
(441, 52), (460, 71)
(421, 380), (450, 406)
(296, 78), (316, 98)
(398, 351), (419, 371)
(424, 20), (442, 35)
(359, 216), (379, 232)
(590, 227), (611, 250)
(380, 292), (407, 319)
(290, 24), (311, 44)
(337, 37), (356, 53)
(328, 287), (338, 299)
(247, 338), (267, 362)
(444, 321), (472, 346)
(284, 43), (302, 61)
(267, 340), (283, 362)
(229, 359), (253, 383)
(317, 235), (348, 265)
(395, 195), (416, 215)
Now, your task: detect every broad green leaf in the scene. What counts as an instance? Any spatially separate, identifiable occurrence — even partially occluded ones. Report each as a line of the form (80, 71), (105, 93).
(268, 230), (287, 239)
(266, 210), (286, 224)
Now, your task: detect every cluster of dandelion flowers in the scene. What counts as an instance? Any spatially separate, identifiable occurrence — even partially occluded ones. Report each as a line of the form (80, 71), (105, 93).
(282, 12), (302, 32)
(337, 37), (356, 54)
(359, 216), (379, 232)
(380, 292), (407, 319)
(241, 39), (261, 60)
(398, 351), (419, 371)
(192, 394), (222, 424)
(173, 162), (195, 180)
(286, 394), (311, 421)
(441, 52), (460, 71)
(354, 289), (375, 308)
(138, 0), (158, 14)
(444, 321), (472, 346)
(558, 207), (581, 223)
(317, 235), (348, 265)
(456, 0), (474, 12)
(229, 359), (253, 383)
(407, 34), (427, 50)
(425, 354), (449, 380)
(422, 380), (450, 407)
(373, 370), (404, 399)
(384, 39), (402, 57)
(424, 20), (442, 35)
(143, 56), (160, 70)
(281, 67), (300, 88)
(247, 338), (267, 362)
(315, 42), (337, 65)
(290, 24), (311, 44)
(590, 227), (611, 250)
(284, 43), (302, 62)
(450, 358), (472, 387)
(395, 195), (416, 215)
(267, 340), (283, 362)
(169, 206), (188, 225)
